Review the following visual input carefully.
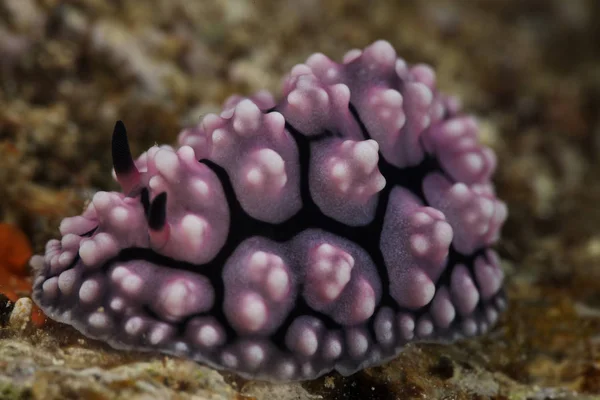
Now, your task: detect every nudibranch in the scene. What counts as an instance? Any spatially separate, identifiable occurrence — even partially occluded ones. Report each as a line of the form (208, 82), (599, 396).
(31, 40), (507, 381)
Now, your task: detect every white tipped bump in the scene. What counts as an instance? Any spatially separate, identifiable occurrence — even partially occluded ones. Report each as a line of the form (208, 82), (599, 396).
(323, 333), (343, 360)
(445, 119), (465, 137)
(34, 276), (44, 287)
(398, 313), (415, 341)
(486, 307), (499, 325)
(79, 278), (102, 303)
(211, 128), (232, 149)
(450, 182), (470, 202)
(277, 360), (297, 380)
(233, 99), (261, 135)
(42, 277), (59, 298)
(409, 82), (433, 107)
(177, 145), (196, 165)
(290, 326), (319, 357)
(197, 325), (220, 347)
(111, 266), (144, 297)
(393, 268), (436, 309)
(57, 269), (78, 295)
(243, 148), (287, 191)
(148, 175), (164, 192)
(149, 323), (172, 345)
(29, 254), (45, 272)
(346, 328), (369, 359)
(78, 233), (118, 267)
(78, 240), (95, 266)
(411, 64), (436, 88)
(305, 52), (329, 69)
(61, 233), (81, 249)
(59, 216), (97, 236)
(174, 341), (189, 354)
(479, 321), (489, 334)
(324, 139), (386, 202)
(331, 162), (348, 182)
(410, 234), (430, 256)
(474, 255), (504, 300)
(315, 88), (329, 107)
(301, 362), (315, 378)
(286, 317), (322, 357)
(305, 243), (353, 304)
(430, 287), (456, 328)
(353, 140), (379, 172)
(45, 239), (60, 253)
(416, 317), (434, 337)
(109, 297), (125, 312)
(200, 113), (222, 131)
(122, 274), (143, 295)
(265, 111), (285, 135)
(332, 83), (350, 102)
(287, 90), (304, 108)
(110, 266), (127, 281)
(434, 221), (454, 247)
(464, 153), (484, 174)
(395, 58), (408, 77)
(352, 277), (377, 323)
(181, 214), (208, 247)
(160, 280), (190, 318)
(190, 178), (211, 199)
(374, 307), (395, 346)
(381, 88), (403, 107)
(156, 277), (213, 320)
(245, 250), (291, 302)
(298, 331), (319, 357)
(495, 296), (507, 311)
(365, 40), (396, 69)
(450, 264), (480, 316)
(58, 251), (75, 267)
(249, 250), (268, 267)
(265, 266), (290, 301)
(60, 310), (72, 321)
(462, 319), (478, 336)
(221, 352), (239, 369)
(91, 191), (111, 212)
(88, 312), (109, 329)
(110, 206), (129, 226)
(220, 107), (235, 119)
(412, 211), (434, 226)
(342, 49), (362, 63)
(368, 88), (406, 132)
(238, 292), (268, 332)
(243, 343), (266, 370)
(155, 149), (180, 182)
(125, 316), (145, 336)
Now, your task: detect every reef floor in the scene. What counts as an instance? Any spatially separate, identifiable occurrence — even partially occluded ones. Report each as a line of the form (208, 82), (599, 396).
(2, 0), (600, 399)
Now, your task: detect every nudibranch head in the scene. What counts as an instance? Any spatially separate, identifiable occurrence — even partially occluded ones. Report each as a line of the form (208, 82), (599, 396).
(31, 40), (507, 382)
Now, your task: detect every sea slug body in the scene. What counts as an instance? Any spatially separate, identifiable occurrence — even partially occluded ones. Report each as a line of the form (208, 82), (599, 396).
(31, 40), (508, 382)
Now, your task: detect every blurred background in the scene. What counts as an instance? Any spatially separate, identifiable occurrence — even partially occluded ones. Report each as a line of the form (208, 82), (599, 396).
(1, 0), (600, 399)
